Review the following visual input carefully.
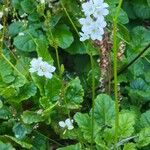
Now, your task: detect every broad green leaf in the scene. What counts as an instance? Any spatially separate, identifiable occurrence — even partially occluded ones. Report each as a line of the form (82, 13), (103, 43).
(8, 21), (25, 37)
(74, 112), (100, 141)
(130, 26), (150, 52)
(31, 74), (46, 96)
(36, 37), (54, 64)
(139, 110), (150, 129)
(133, 3), (150, 19)
(105, 111), (136, 141)
(22, 111), (44, 124)
(0, 141), (15, 150)
(44, 76), (62, 103)
(9, 82), (37, 103)
(137, 127), (150, 148)
(14, 33), (36, 52)
(93, 94), (115, 125)
(57, 143), (82, 150)
(127, 78), (150, 102)
(64, 78), (84, 108)
(108, 7), (129, 24)
(15, 57), (31, 76)
(0, 106), (12, 120)
(13, 122), (31, 140)
(3, 135), (32, 149)
(0, 57), (14, 84)
(21, 0), (36, 14)
(118, 111), (136, 138)
(52, 24), (74, 49)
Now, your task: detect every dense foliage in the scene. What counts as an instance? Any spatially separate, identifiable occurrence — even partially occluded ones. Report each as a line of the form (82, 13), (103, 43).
(0, 0), (150, 149)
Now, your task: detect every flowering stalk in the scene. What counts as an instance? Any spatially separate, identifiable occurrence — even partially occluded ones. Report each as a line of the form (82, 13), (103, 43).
(112, 0), (123, 148)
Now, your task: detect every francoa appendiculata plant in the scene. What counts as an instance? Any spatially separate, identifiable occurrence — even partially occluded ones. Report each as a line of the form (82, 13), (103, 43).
(0, 0), (149, 149)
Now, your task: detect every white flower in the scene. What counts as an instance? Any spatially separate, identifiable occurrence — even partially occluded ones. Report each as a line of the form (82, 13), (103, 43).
(79, 32), (89, 41)
(59, 118), (74, 130)
(0, 24), (3, 30)
(81, 1), (94, 16)
(20, 13), (28, 18)
(40, 0), (45, 4)
(79, 0), (109, 41)
(18, 32), (25, 36)
(29, 57), (56, 79)
(0, 12), (3, 18)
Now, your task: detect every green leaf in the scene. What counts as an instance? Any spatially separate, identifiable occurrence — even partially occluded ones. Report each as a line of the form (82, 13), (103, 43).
(21, 111), (44, 124)
(93, 94), (115, 125)
(32, 131), (47, 150)
(0, 141), (15, 150)
(52, 24), (74, 49)
(133, 3), (150, 19)
(137, 127), (150, 148)
(31, 74), (46, 96)
(127, 78), (150, 102)
(15, 57), (31, 76)
(14, 33), (36, 52)
(36, 37), (54, 64)
(139, 110), (150, 129)
(0, 57), (14, 84)
(8, 21), (25, 37)
(123, 143), (136, 150)
(74, 112), (100, 141)
(118, 111), (136, 138)
(3, 135), (32, 149)
(21, 0), (35, 14)
(0, 106), (12, 120)
(108, 7), (129, 24)
(64, 78), (84, 108)
(10, 82), (37, 103)
(44, 76), (62, 103)
(13, 122), (31, 140)
(57, 143), (82, 150)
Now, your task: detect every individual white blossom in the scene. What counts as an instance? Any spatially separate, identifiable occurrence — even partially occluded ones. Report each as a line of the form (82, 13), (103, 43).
(0, 12), (3, 18)
(0, 24), (3, 30)
(18, 32), (25, 36)
(20, 13), (28, 18)
(40, 0), (45, 4)
(29, 57), (56, 79)
(79, 0), (109, 41)
(59, 118), (74, 130)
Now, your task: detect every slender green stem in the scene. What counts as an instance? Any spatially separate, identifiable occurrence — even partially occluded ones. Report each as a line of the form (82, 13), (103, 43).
(90, 53), (95, 150)
(54, 46), (61, 77)
(60, 1), (79, 36)
(112, 0), (123, 149)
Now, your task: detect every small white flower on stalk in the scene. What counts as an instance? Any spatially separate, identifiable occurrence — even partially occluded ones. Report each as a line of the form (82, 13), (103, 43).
(59, 118), (74, 130)
(79, 0), (109, 41)
(0, 12), (3, 18)
(0, 24), (3, 30)
(29, 57), (56, 79)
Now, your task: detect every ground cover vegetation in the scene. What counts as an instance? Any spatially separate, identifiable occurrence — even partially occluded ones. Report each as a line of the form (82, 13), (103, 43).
(0, 0), (150, 149)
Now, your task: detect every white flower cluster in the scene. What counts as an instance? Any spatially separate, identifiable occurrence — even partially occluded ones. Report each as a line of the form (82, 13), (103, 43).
(59, 118), (74, 130)
(29, 57), (56, 79)
(79, 0), (109, 41)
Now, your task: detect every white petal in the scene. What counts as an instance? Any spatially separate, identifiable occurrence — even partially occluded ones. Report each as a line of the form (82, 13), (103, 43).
(59, 121), (66, 128)
(44, 72), (52, 79)
(67, 125), (74, 130)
